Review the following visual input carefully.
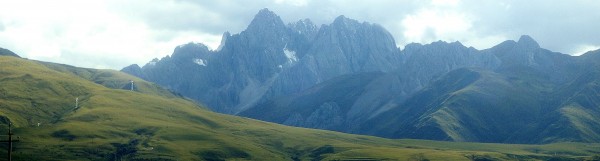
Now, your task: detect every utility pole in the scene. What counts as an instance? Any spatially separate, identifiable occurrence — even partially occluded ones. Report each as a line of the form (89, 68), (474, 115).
(1, 123), (19, 161)
(75, 97), (79, 109)
(130, 80), (134, 91)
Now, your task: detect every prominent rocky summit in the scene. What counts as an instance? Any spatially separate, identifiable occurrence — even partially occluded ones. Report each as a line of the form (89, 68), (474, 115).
(123, 9), (400, 113)
(123, 9), (600, 143)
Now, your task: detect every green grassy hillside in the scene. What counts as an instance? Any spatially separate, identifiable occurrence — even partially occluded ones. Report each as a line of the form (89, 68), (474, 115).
(1, 55), (599, 160)
(363, 66), (600, 143)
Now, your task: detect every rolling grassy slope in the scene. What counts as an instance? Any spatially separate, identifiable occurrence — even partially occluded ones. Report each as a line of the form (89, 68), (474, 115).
(1, 55), (599, 160)
(362, 66), (600, 143)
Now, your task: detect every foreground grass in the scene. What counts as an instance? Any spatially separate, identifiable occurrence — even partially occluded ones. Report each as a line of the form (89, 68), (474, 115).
(1, 55), (599, 161)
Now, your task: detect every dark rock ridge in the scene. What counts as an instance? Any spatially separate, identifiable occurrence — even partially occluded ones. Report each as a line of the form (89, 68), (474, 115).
(123, 9), (600, 143)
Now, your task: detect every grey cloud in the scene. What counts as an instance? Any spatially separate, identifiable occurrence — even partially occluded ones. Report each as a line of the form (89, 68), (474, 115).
(57, 49), (137, 69)
(460, 0), (600, 53)
(108, 1), (227, 35)
(108, 0), (277, 35)
(108, 0), (422, 36)
(8, 0), (598, 70)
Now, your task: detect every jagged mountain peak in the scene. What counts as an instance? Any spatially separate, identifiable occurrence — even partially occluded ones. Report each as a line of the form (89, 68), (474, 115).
(289, 18), (316, 29)
(334, 15), (347, 21)
(246, 8), (286, 32)
(175, 42), (209, 51)
(257, 8), (277, 17)
(517, 35), (540, 49)
(289, 18), (317, 31)
(401, 41), (470, 54)
(216, 32), (231, 52)
(124, 63), (142, 69)
(121, 64), (145, 79)
(172, 42), (210, 58)
(241, 8), (289, 49)
(429, 40), (466, 47)
(489, 35), (540, 53)
(332, 15), (361, 27)
(295, 18), (314, 25)
(288, 18), (319, 41)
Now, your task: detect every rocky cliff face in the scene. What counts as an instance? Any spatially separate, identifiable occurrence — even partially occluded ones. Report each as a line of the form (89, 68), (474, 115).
(241, 39), (506, 134)
(259, 15), (401, 107)
(123, 9), (400, 113)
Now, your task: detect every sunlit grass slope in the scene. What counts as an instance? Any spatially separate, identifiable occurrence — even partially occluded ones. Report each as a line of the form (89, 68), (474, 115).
(1, 55), (599, 161)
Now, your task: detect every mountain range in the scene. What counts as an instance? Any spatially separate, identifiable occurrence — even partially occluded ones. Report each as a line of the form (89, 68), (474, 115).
(5, 52), (600, 160)
(240, 35), (600, 144)
(122, 9), (400, 114)
(122, 9), (600, 144)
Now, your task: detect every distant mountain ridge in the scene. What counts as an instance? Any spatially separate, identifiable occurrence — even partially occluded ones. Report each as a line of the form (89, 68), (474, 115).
(0, 47), (20, 57)
(122, 8), (600, 143)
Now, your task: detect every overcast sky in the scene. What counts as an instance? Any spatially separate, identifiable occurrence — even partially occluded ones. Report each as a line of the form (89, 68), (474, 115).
(1, 0), (599, 69)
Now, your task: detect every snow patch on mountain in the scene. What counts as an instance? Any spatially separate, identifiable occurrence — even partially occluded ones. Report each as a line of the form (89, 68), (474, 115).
(283, 44), (298, 63)
(193, 59), (207, 66)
